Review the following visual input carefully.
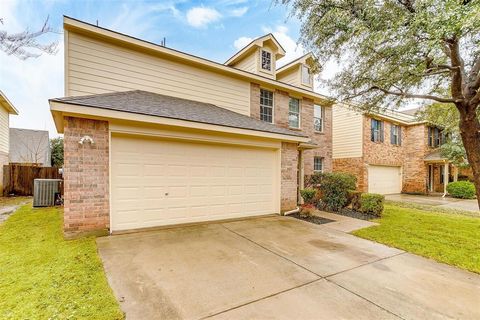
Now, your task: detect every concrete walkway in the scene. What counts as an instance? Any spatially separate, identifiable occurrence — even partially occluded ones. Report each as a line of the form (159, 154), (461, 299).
(386, 194), (479, 213)
(97, 216), (480, 320)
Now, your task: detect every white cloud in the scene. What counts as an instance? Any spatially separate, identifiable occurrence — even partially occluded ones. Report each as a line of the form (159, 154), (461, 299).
(186, 7), (221, 28)
(233, 36), (253, 50)
(230, 6), (248, 17)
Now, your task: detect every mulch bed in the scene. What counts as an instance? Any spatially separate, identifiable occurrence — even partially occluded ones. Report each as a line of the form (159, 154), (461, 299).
(289, 212), (335, 225)
(325, 206), (378, 221)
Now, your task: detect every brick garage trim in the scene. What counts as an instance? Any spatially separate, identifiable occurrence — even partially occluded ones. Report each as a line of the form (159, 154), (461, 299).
(63, 116), (109, 238)
(280, 142), (298, 212)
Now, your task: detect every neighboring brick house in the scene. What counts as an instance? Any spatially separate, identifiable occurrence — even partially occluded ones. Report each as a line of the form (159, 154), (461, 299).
(49, 17), (332, 237)
(333, 105), (466, 195)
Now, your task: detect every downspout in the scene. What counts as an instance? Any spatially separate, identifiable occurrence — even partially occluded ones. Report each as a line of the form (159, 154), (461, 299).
(283, 207), (300, 216)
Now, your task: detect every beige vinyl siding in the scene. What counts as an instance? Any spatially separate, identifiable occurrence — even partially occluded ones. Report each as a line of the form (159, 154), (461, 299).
(276, 66), (300, 86)
(232, 50), (257, 73)
(332, 105), (363, 158)
(66, 32), (251, 115)
(0, 107), (9, 154)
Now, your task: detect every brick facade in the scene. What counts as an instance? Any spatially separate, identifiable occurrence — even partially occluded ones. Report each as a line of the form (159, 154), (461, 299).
(250, 84), (332, 171)
(333, 116), (444, 194)
(280, 142), (298, 212)
(63, 117), (109, 237)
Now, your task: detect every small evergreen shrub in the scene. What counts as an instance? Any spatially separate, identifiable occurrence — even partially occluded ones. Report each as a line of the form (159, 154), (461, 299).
(360, 193), (384, 216)
(446, 181), (476, 199)
(350, 191), (363, 211)
(317, 172), (357, 211)
(300, 188), (317, 204)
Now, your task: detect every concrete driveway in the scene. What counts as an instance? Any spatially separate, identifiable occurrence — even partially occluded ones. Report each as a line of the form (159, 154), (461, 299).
(386, 194), (479, 213)
(97, 216), (480, 319)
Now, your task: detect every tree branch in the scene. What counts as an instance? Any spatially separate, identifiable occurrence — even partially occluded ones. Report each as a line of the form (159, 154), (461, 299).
(370, 85), (457, 103)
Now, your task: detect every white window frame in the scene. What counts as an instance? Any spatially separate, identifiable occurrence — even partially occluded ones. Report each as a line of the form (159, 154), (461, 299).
(288, 98), (300, 129)
(314, 105), (324, 132)
(260, 49), (272, 72)
(314, 157), (324, 173)
(302, 64), (312, 85)
(260, 89), (274, 123)
(391, 124), (401, 145)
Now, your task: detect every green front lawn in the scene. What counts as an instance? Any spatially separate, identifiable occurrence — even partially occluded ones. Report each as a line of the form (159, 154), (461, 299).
(353, 204), (480, 273)
(0, 205), (124, 319)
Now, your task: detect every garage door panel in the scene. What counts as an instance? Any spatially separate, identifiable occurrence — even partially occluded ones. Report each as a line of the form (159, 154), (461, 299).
(111, 135), (278, 231)
(368, 165), (402, 195)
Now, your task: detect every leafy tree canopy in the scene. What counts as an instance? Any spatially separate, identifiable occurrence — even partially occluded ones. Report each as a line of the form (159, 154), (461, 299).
(283, 0), (480, 110)
(50, 137), (63, 168)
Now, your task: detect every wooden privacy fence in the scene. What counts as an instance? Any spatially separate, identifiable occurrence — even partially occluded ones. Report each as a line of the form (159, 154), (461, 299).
(3, 164), (62, 196)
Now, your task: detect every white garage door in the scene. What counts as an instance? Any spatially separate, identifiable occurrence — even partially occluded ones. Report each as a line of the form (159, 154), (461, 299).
(111, 135), (278, 231)
(368, 165), (402, 195)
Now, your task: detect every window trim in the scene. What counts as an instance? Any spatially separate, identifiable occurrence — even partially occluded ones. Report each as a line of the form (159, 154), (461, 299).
(371, 119), (384, 143)
(301, 64), (312, 85)
(390, 124), (401, 146)
(259, 88), (274, 123)
(260, 49), (272, 72)
(288, 97), (300, 129)
(314, 156), (324, 173)
(314, 104), (324, 133)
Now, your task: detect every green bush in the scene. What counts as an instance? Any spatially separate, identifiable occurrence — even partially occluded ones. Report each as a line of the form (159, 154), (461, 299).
(446, 181), (476, 199)
(360, 193), (384, 216)
(350, 191), (363, 211)
(300, 188), (317, 204)
(317, 172), (357, 211)
(305, 172), (323, 187)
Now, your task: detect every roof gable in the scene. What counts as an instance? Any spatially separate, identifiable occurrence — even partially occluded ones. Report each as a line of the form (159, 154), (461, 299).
(276, 52), (316, 75)
(225, 34), (286, 66)
(0, 91), (19, 115)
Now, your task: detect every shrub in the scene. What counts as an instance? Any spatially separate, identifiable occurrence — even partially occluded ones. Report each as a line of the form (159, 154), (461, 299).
(299, 204), (316, 218)
(360, 193), (384, 216)
(300, 188), (317, 204)
(317, 172), (357, 211)
(447, 181), (476, 199)
(305, 172), (323, 188)
(350, 191), (363, 211)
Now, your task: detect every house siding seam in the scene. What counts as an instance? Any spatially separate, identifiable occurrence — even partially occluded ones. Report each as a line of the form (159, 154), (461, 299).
(63, 117), (109, 236)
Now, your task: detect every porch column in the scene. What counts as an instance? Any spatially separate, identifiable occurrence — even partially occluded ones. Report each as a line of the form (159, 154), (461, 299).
(443, 162), (449, 197)
(298, 150), (304, 204)
(453, 166), (459, 182)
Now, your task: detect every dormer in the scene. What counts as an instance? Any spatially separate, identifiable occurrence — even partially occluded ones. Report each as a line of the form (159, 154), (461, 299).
(225, 34), (286, 79)
(276, 53), (316, 91)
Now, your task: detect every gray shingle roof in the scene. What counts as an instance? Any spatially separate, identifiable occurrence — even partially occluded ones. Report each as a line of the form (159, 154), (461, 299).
(51, 90), (306, 138)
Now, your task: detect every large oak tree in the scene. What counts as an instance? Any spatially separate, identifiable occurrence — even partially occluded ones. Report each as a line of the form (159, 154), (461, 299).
(283, 0), (480, 208)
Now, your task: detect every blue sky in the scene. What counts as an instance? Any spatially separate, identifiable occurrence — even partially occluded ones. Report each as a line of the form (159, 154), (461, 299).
(0, 0), (330, 137)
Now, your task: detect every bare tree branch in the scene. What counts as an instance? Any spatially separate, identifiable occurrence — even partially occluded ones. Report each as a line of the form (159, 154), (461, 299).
(370, 85), (457, 103)
(0, 16), (58, 60)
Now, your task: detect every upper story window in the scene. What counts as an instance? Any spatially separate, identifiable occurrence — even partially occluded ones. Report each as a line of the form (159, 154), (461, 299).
(314, 105), (324, 132)
(371, 119), (384, 142)
(302, 65), (312, 85)
(288, 98), (300, 128)
(314, 157), (324, 173)
(391, 124), (402, 146)
(261, 50), (272, 71)
(428, 126), (447, 147)
(260, 89), (274, 123)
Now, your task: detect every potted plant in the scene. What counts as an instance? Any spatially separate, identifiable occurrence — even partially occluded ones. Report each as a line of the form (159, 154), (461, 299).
(299, 188), (317, 218)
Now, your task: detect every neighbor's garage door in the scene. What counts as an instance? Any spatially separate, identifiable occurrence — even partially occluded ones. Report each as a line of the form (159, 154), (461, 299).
(368, 165), (402, 195)
(111, 134), (278, 231)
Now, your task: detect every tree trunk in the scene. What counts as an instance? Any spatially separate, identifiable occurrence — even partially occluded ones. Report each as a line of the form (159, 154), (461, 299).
(458, 104), (480, 209)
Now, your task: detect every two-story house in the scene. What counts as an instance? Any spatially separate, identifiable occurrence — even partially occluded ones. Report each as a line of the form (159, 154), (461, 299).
(333, 105), (465, 195)
(49, 17), (332, 237)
